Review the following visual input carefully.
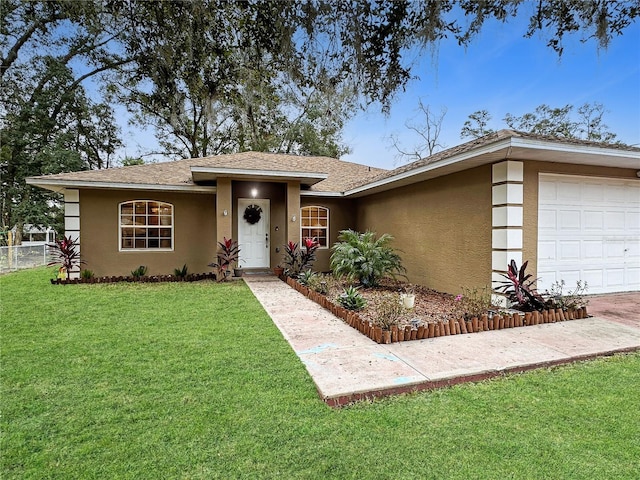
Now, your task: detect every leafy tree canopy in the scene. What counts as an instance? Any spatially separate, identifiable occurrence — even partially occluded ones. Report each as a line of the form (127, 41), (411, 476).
(461, 102), (618, 143)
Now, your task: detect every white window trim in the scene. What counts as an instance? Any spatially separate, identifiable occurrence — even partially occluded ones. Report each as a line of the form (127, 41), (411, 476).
(119, 200), (174, 252)
(300, 205), (329, 250)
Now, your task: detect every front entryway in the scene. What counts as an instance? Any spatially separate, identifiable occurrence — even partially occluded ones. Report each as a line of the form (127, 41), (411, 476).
(238, 198), (270, 268)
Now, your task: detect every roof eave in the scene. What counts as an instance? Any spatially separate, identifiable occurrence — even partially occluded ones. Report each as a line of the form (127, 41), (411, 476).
(26, 178), (216, 194)
(344, 137), (640, 198)
(190, 166), (328, 186)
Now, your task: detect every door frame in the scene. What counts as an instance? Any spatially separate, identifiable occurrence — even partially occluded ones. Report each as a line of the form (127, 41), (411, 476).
(237, 198), (271, 268)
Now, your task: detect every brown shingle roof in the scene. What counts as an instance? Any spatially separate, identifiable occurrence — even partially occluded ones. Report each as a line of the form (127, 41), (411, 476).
(28, 151), (387, 193)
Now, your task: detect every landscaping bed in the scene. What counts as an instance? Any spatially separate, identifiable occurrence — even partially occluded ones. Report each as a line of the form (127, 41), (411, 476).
(50, 272), (217, 284)
(284, 276), (589, 344)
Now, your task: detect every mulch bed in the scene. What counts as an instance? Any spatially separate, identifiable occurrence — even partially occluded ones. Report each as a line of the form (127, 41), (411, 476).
(284, 276), (589, 344)
(50, 272), (217, 284)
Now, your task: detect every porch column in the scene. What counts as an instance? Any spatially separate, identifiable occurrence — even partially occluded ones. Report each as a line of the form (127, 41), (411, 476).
(491, 160), (524, 306)
(216, 177), (232, 244)
(64, 189), (81, 279)
(286, 181), (300, 245)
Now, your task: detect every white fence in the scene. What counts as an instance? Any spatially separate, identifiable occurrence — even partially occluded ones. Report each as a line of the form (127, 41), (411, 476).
(0, 244), (53, 273)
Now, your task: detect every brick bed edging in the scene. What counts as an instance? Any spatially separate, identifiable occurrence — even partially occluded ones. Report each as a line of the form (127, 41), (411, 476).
(50, 272), (217, 285)
(284, 276), (589, 344)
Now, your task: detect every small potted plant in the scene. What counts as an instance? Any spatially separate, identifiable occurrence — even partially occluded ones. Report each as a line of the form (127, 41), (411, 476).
(233, 260), (245, 278)
(273, 264), (285, 277)
(400, 285), (416, 309)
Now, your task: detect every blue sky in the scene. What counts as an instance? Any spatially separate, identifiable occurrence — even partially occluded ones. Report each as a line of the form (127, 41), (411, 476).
(341, 17), (640, 170)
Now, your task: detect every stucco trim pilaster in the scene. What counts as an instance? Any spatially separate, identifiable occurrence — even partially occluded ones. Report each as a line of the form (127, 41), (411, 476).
(491, 161), (524, 306)
(216, 178), (233, 245)
(64, 189), (81, 279)
(286, 181), (301, 246)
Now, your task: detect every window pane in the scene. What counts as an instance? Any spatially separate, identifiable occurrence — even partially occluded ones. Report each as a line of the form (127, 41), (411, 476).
(121, 204), (134, 215)
(121, 201), (173, 250)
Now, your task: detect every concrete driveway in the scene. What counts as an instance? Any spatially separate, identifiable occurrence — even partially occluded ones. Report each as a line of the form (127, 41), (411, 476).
(587, 292), (640, 328)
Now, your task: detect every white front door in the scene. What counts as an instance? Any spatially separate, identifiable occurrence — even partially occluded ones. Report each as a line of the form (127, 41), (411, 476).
(238, 198), (270, 268)
(537, 174), (640, 294)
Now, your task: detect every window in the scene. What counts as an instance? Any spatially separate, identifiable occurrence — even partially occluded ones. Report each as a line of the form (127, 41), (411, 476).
(300, 206), (329, 248)
(119, 201), (173, 250)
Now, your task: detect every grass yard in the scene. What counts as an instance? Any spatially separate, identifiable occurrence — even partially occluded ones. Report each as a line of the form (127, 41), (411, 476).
(2, 268), (639, 479)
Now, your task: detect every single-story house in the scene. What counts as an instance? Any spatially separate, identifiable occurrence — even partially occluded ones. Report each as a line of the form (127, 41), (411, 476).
(27, 130), (640, 297)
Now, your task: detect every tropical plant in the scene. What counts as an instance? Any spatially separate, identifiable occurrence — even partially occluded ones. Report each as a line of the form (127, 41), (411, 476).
(174, 264), (189, 279)
(131, 265), (148, 279)
(208, 237), (240, 281)
(282, 237), (319, 278)
(494, 260), (546, 311)
(47, 235), (84, 274)
(337, 286), (367, 311)
(330, 230), (405, 288)
(544, 280), (589, 310)
(298, 270), (317, 287)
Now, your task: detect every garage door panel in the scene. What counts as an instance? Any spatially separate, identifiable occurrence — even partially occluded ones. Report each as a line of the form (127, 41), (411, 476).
(559, 210), (581, 229)
(605, 269), (625, 288)
(539, 209), (557, 231)
(605, 211), (626, 230)
(584, 211), (604, 230)
(538, 174), (639, 294)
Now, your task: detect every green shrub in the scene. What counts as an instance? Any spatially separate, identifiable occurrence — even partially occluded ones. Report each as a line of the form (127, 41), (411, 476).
(80, 269), (95, 280)
(131, 265), (148, 279)
(174, 264), (188, 278)
(298, 269), (317, 287)
(337, 286), (367, 311)
(330, 229), (405, 287)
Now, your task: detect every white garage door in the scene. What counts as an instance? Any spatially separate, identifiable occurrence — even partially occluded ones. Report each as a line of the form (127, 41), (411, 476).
(537, 174), (640, 294)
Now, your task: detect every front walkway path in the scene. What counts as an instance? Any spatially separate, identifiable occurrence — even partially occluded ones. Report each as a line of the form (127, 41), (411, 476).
(244, 276), (640, 406)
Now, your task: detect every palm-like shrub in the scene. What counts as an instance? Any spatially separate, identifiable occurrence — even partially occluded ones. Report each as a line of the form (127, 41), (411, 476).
(330, 230), (405, 288)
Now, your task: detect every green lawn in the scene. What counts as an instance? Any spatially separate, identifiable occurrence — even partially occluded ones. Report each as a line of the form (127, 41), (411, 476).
(2, 268), (639, 479)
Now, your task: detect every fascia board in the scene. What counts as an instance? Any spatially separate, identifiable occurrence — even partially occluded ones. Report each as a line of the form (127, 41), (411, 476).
(26, 178), (216, 194)
(344, 138), (513, 197)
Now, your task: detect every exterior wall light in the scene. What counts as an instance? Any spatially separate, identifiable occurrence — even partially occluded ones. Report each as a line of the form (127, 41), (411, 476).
(223, 209), (228, 216)
(291, 215), (296, 222)
(251, 188), (258, 198)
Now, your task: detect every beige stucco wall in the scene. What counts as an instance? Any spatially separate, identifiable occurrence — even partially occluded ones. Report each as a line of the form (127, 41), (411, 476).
(522, 161), (638, 279)
(79, 189), (216, 276)
(354, 165), (493, 294)
(300, 197), (357, 272)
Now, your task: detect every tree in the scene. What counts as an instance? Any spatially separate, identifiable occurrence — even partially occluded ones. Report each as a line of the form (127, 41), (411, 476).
(460, 103), (618, 143)
(504, 103), (618, 142)
(389, 99), (447, 163)
(460, 110), (495, 139)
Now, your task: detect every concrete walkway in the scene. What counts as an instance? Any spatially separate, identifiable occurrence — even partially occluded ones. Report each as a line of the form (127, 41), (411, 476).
(244, 276), (640, 406)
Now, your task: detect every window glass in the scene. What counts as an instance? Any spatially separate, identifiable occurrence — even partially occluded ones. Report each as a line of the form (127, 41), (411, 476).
(300, 206), (329, 248)
(119, 201), (173, 250)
